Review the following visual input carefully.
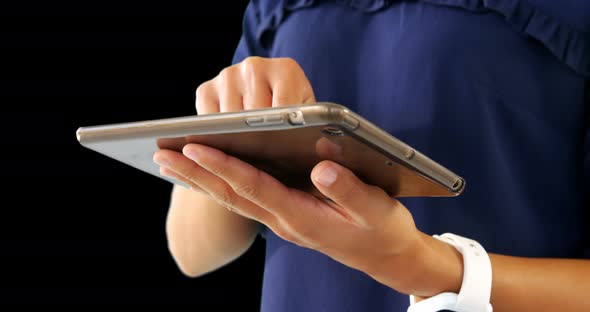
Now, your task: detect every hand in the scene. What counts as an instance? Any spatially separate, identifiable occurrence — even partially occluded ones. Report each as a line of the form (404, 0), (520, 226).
(154, 143), (458, 295)
(194, 56), (315, 114)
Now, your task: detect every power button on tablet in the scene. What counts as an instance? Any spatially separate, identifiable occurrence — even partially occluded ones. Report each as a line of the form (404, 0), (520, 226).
(288, 111), (305, 125)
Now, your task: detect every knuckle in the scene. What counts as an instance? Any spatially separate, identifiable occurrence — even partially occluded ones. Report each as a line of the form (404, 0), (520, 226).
(206, 159), (229, 177)
(215, 67), (239, 98)
(195, 80), (217, 114)
(233, 180), (261, 201)
(218, 67), (230, 79)
(214, 185), (237, 208)
(181, 169), (200, 185)
(195, 81), (213, 98)
(278, 57), (300, 70)
(208, 166), (225, 178)
(277, 58), (304, 77)
(240, 56), (264, 76)
(217, 66), (237, 84)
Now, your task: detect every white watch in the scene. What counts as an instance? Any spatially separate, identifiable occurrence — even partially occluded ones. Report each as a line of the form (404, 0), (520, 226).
(407, 233), (493, 312)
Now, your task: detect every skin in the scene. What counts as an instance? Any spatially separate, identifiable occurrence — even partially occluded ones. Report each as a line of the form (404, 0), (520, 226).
(155, 57), (590, 311)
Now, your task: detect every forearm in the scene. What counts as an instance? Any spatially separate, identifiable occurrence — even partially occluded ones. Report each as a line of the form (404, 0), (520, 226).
(489, 253), (590, 311)
(368, 234), (590, 311)
(166, 185), (260, 277)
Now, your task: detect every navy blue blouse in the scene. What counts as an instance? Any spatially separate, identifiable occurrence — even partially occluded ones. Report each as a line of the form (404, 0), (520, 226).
(231, 1), (590, 311)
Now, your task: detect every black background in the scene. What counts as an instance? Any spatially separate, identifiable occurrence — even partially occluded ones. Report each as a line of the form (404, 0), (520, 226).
(1, 1), (266, 308)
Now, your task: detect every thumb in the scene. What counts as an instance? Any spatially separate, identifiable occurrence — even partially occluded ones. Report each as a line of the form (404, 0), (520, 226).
(310, 160), (394, 226)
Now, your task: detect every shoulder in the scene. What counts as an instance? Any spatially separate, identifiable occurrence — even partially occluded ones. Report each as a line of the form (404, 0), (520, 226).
(528, 0), (590, 32)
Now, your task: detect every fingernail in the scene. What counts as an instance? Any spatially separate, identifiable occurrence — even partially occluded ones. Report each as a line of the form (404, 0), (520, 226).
(153, 155), (171, 167)
(184, 148), (201, 163)
(315, 165), (338, 186)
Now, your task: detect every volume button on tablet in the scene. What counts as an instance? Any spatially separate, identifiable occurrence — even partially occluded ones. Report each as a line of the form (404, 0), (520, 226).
(246, 116), (264, 126)
(264, 114), (284, 125)
(246, 114), (285, 127)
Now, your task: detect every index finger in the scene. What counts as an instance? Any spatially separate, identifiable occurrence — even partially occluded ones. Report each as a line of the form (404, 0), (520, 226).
(182, 143), (303, 220)
(268, 58), (315, 106)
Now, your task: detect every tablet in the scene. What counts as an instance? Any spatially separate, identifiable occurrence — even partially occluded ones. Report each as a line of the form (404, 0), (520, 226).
(76, 102), (465, 197)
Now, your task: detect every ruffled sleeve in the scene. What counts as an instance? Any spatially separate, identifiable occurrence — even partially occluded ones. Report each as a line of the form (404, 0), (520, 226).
(396, 0), (590, 76)
(477, 0), (590, 77)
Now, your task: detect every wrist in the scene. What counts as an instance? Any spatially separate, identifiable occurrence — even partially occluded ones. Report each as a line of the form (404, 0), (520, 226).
(365, 232), (463, 296)
(407, 232), (464, 296)
(409, 233), (494, 312)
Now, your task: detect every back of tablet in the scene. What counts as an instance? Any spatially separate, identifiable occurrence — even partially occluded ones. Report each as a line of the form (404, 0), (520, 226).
(77, 102), (465, 197)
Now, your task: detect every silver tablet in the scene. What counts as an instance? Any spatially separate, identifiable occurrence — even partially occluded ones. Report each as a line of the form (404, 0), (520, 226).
(76, 102), (465, 197)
